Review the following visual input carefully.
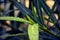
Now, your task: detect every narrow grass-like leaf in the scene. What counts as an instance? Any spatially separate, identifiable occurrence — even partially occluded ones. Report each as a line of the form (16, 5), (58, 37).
(52, 1), (58, 11)
(13, 0), (37, 23)
(40, 25), (60, 37)
(0, 17), (31, 24)
(47, 1), (58, 25)
(32, 0), (44, 27)
(28, 24), (38, 40)
(31, 2), (37, 19)
(39, 0), (51, 16)
(26, 14), (35, 24)
(39, 0), (56, 23)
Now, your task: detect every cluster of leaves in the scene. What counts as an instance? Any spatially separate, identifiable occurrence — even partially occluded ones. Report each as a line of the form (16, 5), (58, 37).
(0, 0), (60, 40)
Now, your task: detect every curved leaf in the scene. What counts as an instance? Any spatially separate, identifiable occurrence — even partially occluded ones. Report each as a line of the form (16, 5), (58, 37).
(0, 17), (31, 24)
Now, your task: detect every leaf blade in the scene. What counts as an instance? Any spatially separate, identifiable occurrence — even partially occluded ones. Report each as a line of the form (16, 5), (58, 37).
(28, 24), (39, 40)
(0, 17), (31, 24)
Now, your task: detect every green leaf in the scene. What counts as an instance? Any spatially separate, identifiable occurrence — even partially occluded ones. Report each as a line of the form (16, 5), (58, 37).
(31, 2), (37, 19)
(28, 24), (39, 40)
(26, 14), (35, 24)
(13, 0), (37, 22)
(0, 16), (31, 24)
